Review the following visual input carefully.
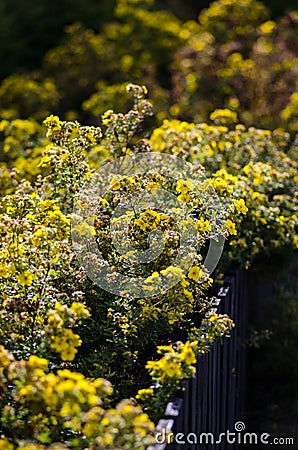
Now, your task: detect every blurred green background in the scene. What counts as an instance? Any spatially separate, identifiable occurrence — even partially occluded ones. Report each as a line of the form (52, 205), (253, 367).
(0, 0), (296, 79)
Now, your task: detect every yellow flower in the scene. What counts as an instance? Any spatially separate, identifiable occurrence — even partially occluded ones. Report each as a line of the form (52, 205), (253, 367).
(0, 119), (9, 132)
(0, 439), (14, 450)
(27, 355), (48, 370)
(134, 209), (162, 231)
(160, 266), (184, 279)
(34, 228), (44, 238)
(133, 413), (149, 423)
(50, 336), (65, 352)
(126, 176), (135, 185)
(252, 191), (264, 201)
(225, 219), (237, 235)
(70, 302), (90, 318)
(234, 198), (248, 214)
(101, 110), (113, 126)
(6, 206), (15, 215)
(101, 417), (111, 426)
(133, 413), (152, 434)
(43, 114), (62, 132)
(60, 347), (77, 361)
(144, 271), (160, 283)
(16, 270), (35, 286)
(111, 179), (121, 191)
(253, 175), (264, 185)
(188, 266), (204, 282)
(178, 193), (190, 203)
(103, 434), (114, 445)
(176, 179), (194, 194)
(243, 162), (253, 174)
(136, 388), (154, 400)
(211, 178), (233, 195)
(31, 227), (45, 246)
(134, 216), (146, 230)
(50, 327), (82, 361)
(293, 235), (298, 249)
(157, 344), (175, 353)
(60, 400), (81, 416)
(162, 361), (182, 378)
(168, 312), (179, 325)
(209, 108), (238, 125)
(0, 264), (15, 278)
(179, 341), (197, 365)
(196, 217), (211, 232)
(147, 180), (159, 190)
(208, 313), (218, 322)
(259, 20), (276, 35)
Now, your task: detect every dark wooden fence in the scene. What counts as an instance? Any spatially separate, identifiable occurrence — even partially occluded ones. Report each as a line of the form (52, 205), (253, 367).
(148, 268), (248, 450)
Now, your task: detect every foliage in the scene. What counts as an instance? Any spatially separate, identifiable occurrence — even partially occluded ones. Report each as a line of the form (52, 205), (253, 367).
(0, 0), (116, 79)
(0, 0), (297, 132)
(0, 0), (295, 82)
(0, 347), (155, 449)
(40, 85), (238, 397)
(0, 86), (242, 447)
(0, 118), (48, 183)
(0, 0), (296, 445)
(150, 115), (298, 268)
(171, 0), (298, 130)
(0, 75), (59, 121)
(40, 0), (189, 119)
(1, 83), (297, 447)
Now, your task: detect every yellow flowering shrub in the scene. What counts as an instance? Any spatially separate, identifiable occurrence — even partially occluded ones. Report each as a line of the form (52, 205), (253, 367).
(0, 118), (49, 183)
(145, 341), (197, 384)
(0, 0), (295, 446)
(0, 74), (59, 121)
(150, 117), (298, 267)
(36, 0), (193, 122)
(0, 82), (296, 446)
(0, 86), (241, 447)
(0, 347), (155, 449)
(0, 188), (79, 357)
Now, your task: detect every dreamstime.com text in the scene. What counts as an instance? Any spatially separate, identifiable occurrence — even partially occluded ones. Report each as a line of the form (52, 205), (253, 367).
(155, 422), (295, 446)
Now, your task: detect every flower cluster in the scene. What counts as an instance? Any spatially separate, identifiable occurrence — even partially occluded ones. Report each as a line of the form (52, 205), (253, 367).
(137, 312), (234, 419)
(145, 341), (197, 383)
(0, 347), (155, 449)
(190, 313), (235, 353)
(150, 118), (297, 267)
(46, 302), (90, 361)
(135, 341), (198, 419)
(0, 190), (74, 357)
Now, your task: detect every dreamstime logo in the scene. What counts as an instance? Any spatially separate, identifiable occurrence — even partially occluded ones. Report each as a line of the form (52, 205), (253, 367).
(71, 152), (226, 298)
(155, 421), (295, 446)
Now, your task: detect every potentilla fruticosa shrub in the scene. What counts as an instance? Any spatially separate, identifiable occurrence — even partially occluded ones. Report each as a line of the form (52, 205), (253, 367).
(0, 85), (236, 448)
(0, 85), (297, 448)
(149, 113), (298, 269)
